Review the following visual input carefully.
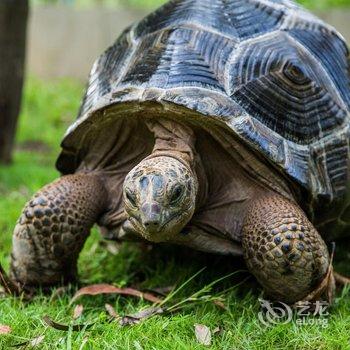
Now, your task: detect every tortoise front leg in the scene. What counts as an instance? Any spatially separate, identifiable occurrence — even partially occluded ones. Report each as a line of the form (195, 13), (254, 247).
(242, 191), (334, 304)
(10, 173), (108, 288)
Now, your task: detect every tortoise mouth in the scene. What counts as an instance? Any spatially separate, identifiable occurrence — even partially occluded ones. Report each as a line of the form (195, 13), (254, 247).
(129, 213), (186, 243)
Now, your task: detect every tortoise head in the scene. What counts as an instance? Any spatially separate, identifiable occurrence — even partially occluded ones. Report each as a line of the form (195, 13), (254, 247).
(123, 156), (198, 242)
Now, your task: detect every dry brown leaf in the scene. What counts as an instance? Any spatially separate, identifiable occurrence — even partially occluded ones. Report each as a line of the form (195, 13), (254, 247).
(43, 315), (94, 332)
(213, 300), (228, 311)
(0, 324), (11, 334)
(30, 335), (45, 347)
(12, 335), (45, 348)
(120, 307), (164, 326)
(73, 304), (84, 320)
(71, 284), (162, 304)
(105, 304), (119, 319)
(213, 326), (222, 335)
(194, 324), (211, 346)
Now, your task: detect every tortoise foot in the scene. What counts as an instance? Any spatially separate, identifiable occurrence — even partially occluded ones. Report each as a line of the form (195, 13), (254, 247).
(242, 191), (332, 304)
(10, 173), (108, 289)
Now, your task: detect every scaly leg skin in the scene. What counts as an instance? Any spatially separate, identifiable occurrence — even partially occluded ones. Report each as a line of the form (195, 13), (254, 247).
(10, 173), (108, 290)
(242, 191), (334, 304)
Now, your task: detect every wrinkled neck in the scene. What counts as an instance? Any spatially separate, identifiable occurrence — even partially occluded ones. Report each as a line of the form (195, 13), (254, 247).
(145, 119), (197, 174)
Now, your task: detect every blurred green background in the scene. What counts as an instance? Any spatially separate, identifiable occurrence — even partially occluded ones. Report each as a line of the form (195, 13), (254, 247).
(30, 0), (350, 10)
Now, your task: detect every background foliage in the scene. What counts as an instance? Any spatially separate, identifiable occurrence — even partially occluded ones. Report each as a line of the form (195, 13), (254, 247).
(30, 0), (350, 10)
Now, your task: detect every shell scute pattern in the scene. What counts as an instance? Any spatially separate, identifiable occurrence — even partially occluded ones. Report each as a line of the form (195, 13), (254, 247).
(79, 29), (133, 117)
(134, 0), (285, 41)
(287, 29), (350, 107)
(62, 0), (350, 209)
(122, 27), (236, 92)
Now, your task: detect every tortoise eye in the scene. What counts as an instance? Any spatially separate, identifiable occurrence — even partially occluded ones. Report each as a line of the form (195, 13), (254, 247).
(126, 191), (137, 207)
(170, 186), (184, 204)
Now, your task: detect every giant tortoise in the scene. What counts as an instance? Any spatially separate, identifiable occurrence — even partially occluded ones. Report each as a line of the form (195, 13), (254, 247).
(8, 0), (350, 303)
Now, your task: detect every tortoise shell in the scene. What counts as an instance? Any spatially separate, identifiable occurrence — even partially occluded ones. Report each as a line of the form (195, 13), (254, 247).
(57, 0), (350, 236)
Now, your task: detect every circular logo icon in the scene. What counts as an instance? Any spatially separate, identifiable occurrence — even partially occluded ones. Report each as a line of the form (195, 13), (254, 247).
(258, 298), (293, 326)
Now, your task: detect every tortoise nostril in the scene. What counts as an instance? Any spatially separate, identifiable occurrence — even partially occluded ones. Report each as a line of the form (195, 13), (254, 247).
(143, 218), (162, 233)
(144, 220), (160, 227)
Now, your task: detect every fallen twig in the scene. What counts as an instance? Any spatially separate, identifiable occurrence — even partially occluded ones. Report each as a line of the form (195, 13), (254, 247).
(0, 263), (21, 296)
(334, 271), (350, 285)
(70, 284), (162, 305)
(43, 315), (94, 332)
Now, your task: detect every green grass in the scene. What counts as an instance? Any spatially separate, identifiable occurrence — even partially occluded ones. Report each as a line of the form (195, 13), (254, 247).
(0, 77), (350, 349)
